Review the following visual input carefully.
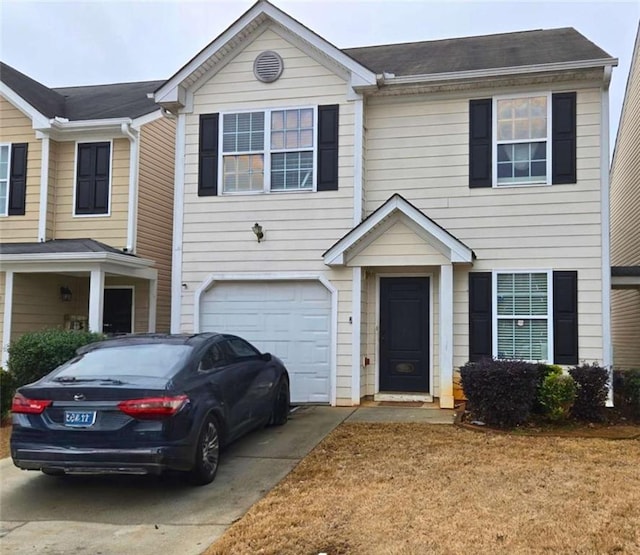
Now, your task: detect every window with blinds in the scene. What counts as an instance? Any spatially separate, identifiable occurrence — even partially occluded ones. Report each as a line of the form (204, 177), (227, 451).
(496, 272), (550, 361)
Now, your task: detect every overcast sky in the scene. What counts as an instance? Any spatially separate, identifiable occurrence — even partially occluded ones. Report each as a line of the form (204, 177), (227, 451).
(1, 0), (638, 146)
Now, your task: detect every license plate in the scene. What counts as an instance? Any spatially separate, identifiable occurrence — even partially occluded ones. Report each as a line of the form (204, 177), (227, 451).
(64, 410), (97, 427)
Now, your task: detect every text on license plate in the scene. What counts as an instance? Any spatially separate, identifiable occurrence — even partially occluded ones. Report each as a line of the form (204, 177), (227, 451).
(64, 410), (97, 427)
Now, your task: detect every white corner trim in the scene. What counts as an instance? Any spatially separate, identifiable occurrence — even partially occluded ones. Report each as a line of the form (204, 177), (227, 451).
(353, 95), (364, 227)
(171, 113), (186, 334)
(121, 123), (140, 252)
(38, 134), (50, 242)
(1, 271), (14, 368)
(192, 272), (339, 406)
(351, 267), (362, 405)
(0, 82), (51, 129)
(600, 75), (613, 406)
(324, 195), (474, 265)
(439, 264), (454, 409)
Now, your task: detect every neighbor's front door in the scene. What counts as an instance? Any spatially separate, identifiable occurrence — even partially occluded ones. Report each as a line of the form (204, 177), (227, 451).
(379, 277), (430, 393)
(103, 288), (133, 334)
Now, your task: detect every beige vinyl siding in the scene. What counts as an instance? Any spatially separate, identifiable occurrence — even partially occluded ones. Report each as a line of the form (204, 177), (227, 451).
(137, 116), (176, 333)
(610, 32), (640, 369)
(182, 27), (356, 404)
(365, 86), (604, 367)
(54, 138), (129, 247)
(0, 97), (41, 242)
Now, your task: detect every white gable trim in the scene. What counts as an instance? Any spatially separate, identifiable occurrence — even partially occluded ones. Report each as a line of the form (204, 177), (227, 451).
(323, 194), (474, 266)
(154, 0), (376, 108)
(0, 82), (51, 129)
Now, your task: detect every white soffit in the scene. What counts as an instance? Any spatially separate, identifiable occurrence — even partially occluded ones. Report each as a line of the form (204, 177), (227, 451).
(323, 194), (475, 266)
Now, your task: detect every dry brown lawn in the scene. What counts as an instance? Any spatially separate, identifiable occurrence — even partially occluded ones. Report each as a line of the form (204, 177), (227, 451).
(0, 422), (10, 460)
(207, 423), (640, 555)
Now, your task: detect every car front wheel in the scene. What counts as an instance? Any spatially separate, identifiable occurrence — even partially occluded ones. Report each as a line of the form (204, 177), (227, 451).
(189, 414), (220, 485)
(269, 378), (290, 426)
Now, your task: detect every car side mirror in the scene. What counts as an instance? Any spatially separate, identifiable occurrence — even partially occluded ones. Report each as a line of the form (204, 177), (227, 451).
(261, 352), (272, 362)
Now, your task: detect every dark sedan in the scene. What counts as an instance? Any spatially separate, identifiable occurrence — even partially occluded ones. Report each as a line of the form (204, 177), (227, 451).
(10, 333), (290, 485)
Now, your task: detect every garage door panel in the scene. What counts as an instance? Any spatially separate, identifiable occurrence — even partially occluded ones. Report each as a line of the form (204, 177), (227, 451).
(200, 281), (331, 403)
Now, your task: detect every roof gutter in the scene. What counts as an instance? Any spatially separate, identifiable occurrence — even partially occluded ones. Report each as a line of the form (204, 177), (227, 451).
(376, 57), (618, 87)
(0, 251), (154, 267)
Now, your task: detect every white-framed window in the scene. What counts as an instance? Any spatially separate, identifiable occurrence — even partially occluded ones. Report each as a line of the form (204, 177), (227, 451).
(221, 107), (316, 194)
(494, 271), (552, 361)
(493, 93), (551, 187)
(0, 144), (10, 216)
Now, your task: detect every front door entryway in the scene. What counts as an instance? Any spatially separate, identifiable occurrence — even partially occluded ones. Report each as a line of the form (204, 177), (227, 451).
(103, 288), (133, 334)
(379, 277), (430, 392)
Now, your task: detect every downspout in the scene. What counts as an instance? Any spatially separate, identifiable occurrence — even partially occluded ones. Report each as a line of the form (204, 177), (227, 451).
(37, 132), (50, 242)
(601, 65), (613, 406)
(121, 123), (139, 253)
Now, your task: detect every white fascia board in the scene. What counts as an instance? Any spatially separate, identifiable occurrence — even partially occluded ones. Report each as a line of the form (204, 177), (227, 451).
(324, 195), (473, 266)
(47, 117), (132, 132)
(154, 0), (376, 104)
(0, 82), (51, 129)
(131, 109), (165, 129)
(0, 252), (154, 268)
(383, 58), (619, 87)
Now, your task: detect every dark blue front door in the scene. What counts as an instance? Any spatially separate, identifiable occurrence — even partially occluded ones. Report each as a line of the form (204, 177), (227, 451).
(379, 277), (430, 392)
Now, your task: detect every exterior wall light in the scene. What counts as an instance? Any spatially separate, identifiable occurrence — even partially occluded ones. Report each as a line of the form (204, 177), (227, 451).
(252, 222), (264, 242)
(60, 286), (73, 302)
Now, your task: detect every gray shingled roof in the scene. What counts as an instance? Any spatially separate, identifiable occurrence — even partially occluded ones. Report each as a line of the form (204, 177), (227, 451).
(344, 28), (613, 76)
(0, 239), (130, 256)
(0, 62), (163, 120)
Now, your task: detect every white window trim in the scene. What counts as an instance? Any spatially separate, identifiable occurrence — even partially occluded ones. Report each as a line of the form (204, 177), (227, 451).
(492, 92), (552, 188)
(491, 269), (554, 363)
(104, 285), (135, 334)
(72, 139), (113, 218)
(0, 143), (12, 217)
(217, 105), (318, 195)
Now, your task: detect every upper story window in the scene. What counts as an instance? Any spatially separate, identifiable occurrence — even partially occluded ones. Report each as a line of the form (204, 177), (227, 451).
(75, 141), (111, 216)
(0, 142), (28, 217)
(469, 92), (576, 189)
(197, 105), (339, 197)
(495, 95), (550, 186)
(221, 108), (315, 193)
(0, 144), (10, 216)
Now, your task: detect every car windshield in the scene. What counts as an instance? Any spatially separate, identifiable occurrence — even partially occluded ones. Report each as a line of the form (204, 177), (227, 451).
(53, 344), (193, 379)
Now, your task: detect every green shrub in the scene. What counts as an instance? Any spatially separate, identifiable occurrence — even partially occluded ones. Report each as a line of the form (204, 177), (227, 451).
(569, 363), (610, 422)
(0, 369), (16, 421)
(8, 329), (104, 387)
(532, 364), (563, 414)
(459, 359), (540, 428)
(538, 373), (576, 421)
(613, 368), (640, 421)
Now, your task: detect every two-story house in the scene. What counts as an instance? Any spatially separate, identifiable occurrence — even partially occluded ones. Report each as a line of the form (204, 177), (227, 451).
(0, 62), (175, 366)
(610, 23), (640, 369)
(156, 0), (617, 408)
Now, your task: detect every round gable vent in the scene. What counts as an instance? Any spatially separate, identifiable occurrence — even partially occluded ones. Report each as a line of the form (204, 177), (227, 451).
(254, 51), (284, 83)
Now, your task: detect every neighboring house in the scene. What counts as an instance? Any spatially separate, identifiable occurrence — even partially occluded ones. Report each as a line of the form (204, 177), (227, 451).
(610, 23), (640, 369)
(0, 62), (176, 365)
(156, 0), (617, 407)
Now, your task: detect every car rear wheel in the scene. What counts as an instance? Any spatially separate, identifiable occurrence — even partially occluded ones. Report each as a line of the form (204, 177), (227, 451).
(269, 378), (290, 427)
(189, 414), (220, 486)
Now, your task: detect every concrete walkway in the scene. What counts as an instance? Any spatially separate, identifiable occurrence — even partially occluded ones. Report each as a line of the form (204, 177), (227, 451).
(347, 404), (456, 424)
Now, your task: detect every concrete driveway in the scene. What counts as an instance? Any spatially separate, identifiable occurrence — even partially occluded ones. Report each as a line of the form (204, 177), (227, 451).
(0, 406), (354, 555)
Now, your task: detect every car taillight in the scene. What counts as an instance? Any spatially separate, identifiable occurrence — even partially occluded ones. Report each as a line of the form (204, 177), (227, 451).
(11, 393), (52, 414)
(118, 395), (189, 420)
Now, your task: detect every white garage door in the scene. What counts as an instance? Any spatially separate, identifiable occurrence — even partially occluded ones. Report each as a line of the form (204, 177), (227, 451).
(199, 281), (331, 404)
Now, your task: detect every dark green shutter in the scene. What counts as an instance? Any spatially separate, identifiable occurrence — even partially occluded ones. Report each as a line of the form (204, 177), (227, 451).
(75, 142), (110, 215)
(469, 99), (492, 188)
(553, 270), (578, 364)
(8, 143), (28, 215)
(198, 113), (219, 196)
(317, 105), (339, 191)
(469, 272), (493, 361)
(552, 92), (577, 184)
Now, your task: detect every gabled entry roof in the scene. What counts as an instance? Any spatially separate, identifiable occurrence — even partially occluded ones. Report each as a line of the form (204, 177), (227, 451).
(323, 194), (475, 266)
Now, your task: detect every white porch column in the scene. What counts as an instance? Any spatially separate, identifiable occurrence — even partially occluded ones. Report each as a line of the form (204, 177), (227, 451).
(439, 264), (454, 408)
(351, 266), (362, 405)
(88, 268), (105, 333)
(2, 271), (14, 367)
(148, 278), (158, 332)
